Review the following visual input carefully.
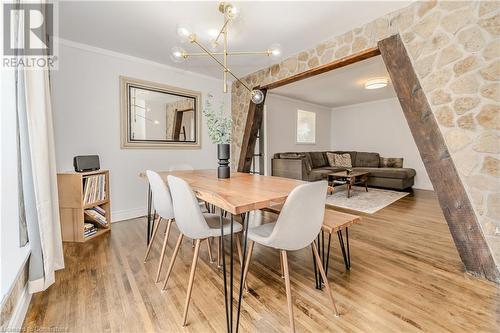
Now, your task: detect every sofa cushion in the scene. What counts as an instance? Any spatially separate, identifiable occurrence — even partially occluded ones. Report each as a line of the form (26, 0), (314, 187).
(354, 152), (380, 167)
(309, 168), (332, 181)
(354, 167), (416, 179)
(309, 151), (328, 168)
(380, 157), (404, 168)
(331, 151), (357, 164)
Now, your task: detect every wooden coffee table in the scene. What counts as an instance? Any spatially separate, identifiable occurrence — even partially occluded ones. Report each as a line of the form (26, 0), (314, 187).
(328, 170), (369, 198)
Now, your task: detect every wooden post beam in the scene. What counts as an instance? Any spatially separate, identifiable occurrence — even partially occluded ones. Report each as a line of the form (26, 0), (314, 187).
(237, 88), (267, 172)
(379, 34), (499, 282)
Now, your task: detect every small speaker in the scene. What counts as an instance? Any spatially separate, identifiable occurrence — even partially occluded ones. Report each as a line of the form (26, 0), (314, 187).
(73, 155), (100, 172)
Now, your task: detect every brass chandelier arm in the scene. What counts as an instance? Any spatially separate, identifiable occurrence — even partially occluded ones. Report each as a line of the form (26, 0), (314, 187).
(215, 18), (230, 44)
(183, 51), (272, 57)
(191, 38), (254, 94)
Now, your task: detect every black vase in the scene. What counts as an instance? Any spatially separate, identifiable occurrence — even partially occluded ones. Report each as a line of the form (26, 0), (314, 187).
(217, 143), (230, 179)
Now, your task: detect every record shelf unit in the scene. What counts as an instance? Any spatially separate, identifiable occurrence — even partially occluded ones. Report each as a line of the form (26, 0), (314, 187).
(57, 170), (111, 242)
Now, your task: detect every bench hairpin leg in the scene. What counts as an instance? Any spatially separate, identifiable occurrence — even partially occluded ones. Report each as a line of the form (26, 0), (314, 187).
(337, 230), (349, 270)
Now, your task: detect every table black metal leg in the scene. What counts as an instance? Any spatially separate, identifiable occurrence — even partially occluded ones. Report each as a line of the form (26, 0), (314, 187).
(325, 233), (332, 276)
(146, 185), (152, 244)
(220, 210), (230, 332)
(229, 214), (234, 331)
(312, 245), (319, 289)
(313, 234), (323, 289)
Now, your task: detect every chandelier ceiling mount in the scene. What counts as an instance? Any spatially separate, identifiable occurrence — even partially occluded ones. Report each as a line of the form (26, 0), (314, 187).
(171, 2), (281, 104)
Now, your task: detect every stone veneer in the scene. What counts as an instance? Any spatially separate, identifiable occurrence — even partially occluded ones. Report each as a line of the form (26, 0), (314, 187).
(231, 1), (500, 269)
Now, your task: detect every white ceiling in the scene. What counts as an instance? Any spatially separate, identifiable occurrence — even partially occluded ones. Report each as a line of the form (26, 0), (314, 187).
(270, 55), (396, 108)
(58, 1), (411, 79)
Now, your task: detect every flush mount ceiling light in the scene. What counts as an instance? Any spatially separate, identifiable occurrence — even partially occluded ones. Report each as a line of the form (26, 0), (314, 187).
(364, 78), (388, 90)
(171, 2), (281, 104)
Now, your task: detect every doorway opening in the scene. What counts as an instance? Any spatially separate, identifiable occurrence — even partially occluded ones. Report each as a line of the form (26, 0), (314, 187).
(237, 35), (498, 282)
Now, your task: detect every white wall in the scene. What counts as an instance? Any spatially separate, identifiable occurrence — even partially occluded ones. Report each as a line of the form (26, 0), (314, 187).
(265, 94), (332, 175)
(51, 40), (230, 221)
(331, 98), (433, 190)
(1, 68), (31, 300)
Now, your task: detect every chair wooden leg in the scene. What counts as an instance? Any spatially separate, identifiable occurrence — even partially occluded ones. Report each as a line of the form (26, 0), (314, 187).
(206, 238), (214, 263)
(235, 233), (248, 290)
(242, 241), (254, 292)
(281, 250), (295, 333)
(312, 241), (340, 317)
(182, 239), (201, 327)
(191, 239), (195, 247)
(162, 233), (184, 291)
(279, 251), (285, 278)
(236, 234), (244, 267)
(144, 217), (162, 262)
(155, 219), (173, 282)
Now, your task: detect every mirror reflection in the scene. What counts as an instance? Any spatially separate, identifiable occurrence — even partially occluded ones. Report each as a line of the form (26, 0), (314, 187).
(129, 86), (197, 142)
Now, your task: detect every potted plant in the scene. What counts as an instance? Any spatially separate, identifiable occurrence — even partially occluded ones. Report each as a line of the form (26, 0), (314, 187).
(203, 94), (232, 179)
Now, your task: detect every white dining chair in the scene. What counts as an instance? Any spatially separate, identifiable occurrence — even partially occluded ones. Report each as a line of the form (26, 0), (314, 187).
(163, 175), (244, 327)
(241, 181), (339, 332)
(168, 164), (212, 250)
(143, 170), (176, 283)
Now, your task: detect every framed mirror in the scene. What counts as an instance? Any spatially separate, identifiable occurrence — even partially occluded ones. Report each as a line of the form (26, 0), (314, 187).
(120, 76), (201, 149)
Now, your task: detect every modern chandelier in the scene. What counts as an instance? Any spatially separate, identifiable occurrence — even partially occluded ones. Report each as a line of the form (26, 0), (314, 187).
(171, 2), (281, 104)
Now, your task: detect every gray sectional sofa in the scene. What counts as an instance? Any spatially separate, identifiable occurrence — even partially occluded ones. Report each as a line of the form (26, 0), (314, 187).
(271, 151), (416, 190)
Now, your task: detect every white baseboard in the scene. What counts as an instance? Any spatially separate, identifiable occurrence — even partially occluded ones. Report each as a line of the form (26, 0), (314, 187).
(112, 207), (146, 222)
(7, 285), (32, 330)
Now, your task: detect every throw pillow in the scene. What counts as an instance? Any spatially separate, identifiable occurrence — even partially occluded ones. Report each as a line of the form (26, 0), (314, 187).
(334, 153), (352, 167)
(326, 152), (336, 167)
(380, 157), (404, 168)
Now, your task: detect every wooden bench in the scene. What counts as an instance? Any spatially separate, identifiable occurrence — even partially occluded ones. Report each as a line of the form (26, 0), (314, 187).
(263, 204), (361, 289)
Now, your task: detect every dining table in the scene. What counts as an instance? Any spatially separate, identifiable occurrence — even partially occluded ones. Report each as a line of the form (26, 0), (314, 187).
(139, 169), (305, 333)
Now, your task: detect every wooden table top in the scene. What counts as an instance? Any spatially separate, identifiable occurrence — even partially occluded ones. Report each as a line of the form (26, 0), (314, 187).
(139, 169), (305, 215)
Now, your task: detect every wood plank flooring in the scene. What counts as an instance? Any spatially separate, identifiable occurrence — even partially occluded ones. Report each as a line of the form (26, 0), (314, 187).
(23, 190), (499, 332)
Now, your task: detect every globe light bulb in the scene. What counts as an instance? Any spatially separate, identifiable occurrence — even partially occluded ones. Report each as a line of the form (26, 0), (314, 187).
(170, 46), (187, 63)
(224, 3), (239, 20)
(251, 90), (265, 104)
(269, 43), (282, 58)
(176, 26), (191, 42)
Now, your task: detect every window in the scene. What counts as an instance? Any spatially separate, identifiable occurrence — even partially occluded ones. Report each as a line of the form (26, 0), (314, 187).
(296, 109), (316, 144)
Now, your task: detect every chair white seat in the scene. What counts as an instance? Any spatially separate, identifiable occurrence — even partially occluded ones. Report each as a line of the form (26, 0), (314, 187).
(248, 222), (276, 246)
(241, 181), (340, 332)
(203, 213), (243, 237)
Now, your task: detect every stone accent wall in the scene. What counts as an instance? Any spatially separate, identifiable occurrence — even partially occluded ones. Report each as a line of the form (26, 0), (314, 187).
(231, 1), (500, 267)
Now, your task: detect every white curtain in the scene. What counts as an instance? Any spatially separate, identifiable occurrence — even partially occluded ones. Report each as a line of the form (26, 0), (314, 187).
(22, 68), (64, 293)
(13, 0), (64, 293)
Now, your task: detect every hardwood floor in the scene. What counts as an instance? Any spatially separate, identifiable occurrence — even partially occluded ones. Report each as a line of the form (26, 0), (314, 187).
(23, 190), (499, 332)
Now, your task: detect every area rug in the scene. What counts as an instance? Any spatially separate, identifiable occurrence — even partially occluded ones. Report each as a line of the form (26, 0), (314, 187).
(325, 186), (409, 214)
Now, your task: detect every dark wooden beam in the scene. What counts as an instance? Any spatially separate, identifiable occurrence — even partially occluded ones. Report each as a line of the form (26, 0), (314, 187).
(237, 88), (267, 172)
(172, 109), (183, 141)
(379, 34), (499, 282)
(261, 47), (380, 90)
